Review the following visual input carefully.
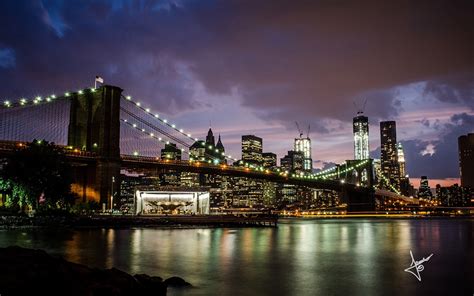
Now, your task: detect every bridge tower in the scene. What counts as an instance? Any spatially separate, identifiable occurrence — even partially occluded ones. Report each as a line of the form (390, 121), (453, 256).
(68, 85), (122, 208)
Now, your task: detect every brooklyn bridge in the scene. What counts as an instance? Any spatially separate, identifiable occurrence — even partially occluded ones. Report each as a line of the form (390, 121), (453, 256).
(0, 85), (415, 212)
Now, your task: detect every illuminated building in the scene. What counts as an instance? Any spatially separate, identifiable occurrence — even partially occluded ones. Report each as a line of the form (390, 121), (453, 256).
(262, 152), (277, 207)
(262, 152), (277, 169)
(417, 176), (432, 199)
(294, 137), (312, 171)
(160, 143), (182, 160)
(160, 143), (181, 186)
(380, 121), (400, 191)
(280, 150), (304, 174)
(242, 135), (263, 166)
(458, 133), (474, 188)
(397, 142), (406, 177)
(134, 190), (210, 215)
(436, 184), (471, 207)
(189, 128), (225, 164)
(353, 113), (369, 160)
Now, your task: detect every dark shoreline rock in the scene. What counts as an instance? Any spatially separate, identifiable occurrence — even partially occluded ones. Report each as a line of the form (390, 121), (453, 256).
(0, 246), (187, 295)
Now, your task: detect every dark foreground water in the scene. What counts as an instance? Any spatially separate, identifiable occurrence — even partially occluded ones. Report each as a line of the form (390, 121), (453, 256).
(0, 218), (472, 296)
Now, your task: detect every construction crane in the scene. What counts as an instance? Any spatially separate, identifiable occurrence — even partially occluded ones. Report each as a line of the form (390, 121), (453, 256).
(354, 98), (368, 115)
(295, 121), (303, 138)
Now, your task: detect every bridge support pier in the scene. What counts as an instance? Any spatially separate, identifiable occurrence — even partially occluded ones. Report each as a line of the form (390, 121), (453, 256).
(341, 187), (376, 212)
(68, 85), (122, 208)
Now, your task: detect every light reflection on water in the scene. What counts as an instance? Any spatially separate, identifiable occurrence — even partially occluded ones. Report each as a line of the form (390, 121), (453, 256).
(0, 218), (472, 296)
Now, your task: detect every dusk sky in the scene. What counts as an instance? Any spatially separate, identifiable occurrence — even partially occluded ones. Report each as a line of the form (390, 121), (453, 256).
(1, 0), (473, 186)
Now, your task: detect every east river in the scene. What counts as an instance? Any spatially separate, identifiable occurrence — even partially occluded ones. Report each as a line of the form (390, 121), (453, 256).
(0, 218), (472, 295)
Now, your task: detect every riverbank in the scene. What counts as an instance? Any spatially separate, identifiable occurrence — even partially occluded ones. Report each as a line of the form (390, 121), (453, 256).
(0, 246), (191, 295)
(0, 214), (278, 229)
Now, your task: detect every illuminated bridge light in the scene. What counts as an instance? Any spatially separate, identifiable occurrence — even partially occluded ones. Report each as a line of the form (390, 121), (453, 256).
(126, 96), (131, 100)
(145, 108), (150, 112)
(179, 129), (183, 133)
(163, 119), (167, 123)
(51, 95), (56, 98)
(136, 102), (141, 106)
(65, 92), (70, 97)
(150, 133), (154, 137)
(132, 124), (137, 127)
(154, 114), (159, 118)
(78, 90), (83, 94)
(171, 124), (176, 128)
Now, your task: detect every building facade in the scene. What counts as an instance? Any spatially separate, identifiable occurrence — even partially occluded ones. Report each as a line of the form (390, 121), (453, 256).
(294, 137), (312, 172)
(262, 152), (277, 169)
(242, 135), (263, 166)
(417, 176), (432, 199)
(459, 133), (474, 188)
(353, 113), (369, 160)
(380, 121), (400, 191)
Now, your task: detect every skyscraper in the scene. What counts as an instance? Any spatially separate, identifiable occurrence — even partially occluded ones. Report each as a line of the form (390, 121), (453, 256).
(280, 151), (304, 174)
(417, 176), (432, 199)
(353, 112), (369, 160)
(459, 133), (474, 188)
(242, 135), (263, 166)
(397, 142), (406, 177)
(294, 137), (312, 172)
(380, 121), (400, 190)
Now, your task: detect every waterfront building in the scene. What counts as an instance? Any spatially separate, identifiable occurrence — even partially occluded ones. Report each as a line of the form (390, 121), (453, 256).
(242, 135), (263, 166)
(294, 137), (312, 172)
(353, 112), (369, 160)
(458, 133), (474, 188)
(380, 121), (400, 191)
(436, 184), (472, 207)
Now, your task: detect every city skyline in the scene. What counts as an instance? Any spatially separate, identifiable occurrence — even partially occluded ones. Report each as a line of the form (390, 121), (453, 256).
(0, 0), (473, 186)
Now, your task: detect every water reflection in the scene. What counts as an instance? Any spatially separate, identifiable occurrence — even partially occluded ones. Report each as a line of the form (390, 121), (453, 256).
(0, 218), (472, 296)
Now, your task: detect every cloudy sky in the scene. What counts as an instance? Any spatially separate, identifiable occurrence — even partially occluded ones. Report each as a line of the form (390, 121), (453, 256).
(0, 0), (473, 186)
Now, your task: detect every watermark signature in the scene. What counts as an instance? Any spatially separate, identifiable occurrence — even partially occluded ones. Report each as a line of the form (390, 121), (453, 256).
(404, 250), (433, 282)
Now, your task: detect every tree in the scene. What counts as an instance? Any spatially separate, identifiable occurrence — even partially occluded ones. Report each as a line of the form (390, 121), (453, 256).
(1, 140), (74, 209)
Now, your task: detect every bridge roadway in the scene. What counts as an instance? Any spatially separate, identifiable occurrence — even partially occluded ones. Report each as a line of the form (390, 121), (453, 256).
(0, 140), (368, 192)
